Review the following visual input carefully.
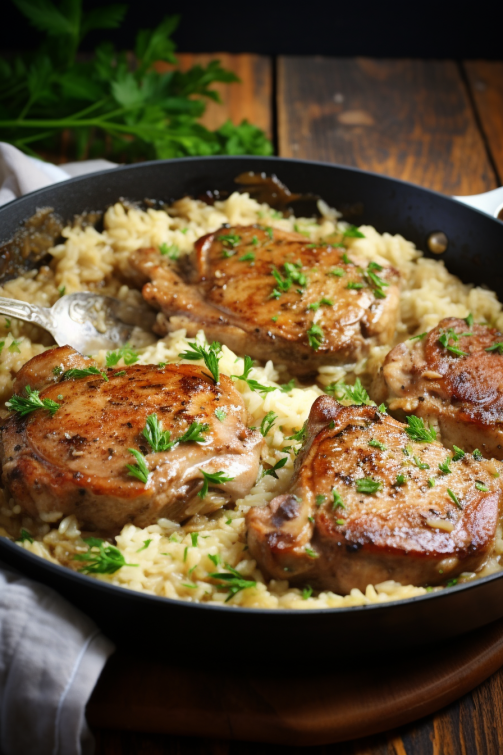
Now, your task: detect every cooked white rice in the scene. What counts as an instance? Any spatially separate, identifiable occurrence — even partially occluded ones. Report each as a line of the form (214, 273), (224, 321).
(1, 190), (503, 609)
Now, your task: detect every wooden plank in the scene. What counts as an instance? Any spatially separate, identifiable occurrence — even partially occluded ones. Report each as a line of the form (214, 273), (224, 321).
(277, 57), (497, 195)
(156, 53), (272, 137)
(464, 60), (503, 183)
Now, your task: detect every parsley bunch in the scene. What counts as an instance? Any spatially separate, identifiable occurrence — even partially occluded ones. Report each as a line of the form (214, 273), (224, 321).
(2, 0), (273, 161)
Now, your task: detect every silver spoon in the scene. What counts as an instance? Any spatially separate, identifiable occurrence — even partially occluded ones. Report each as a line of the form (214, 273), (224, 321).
(0, 293), (157, 353)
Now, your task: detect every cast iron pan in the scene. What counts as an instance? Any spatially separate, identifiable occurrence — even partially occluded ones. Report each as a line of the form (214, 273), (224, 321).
(0, 156), (503, 655)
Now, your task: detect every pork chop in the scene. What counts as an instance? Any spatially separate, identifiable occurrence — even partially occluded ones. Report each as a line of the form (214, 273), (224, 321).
(247, 396), (502, 593)
(130, 225), (400, 375)
(374, 317), (503, 459)
(1, 346), (263, 534)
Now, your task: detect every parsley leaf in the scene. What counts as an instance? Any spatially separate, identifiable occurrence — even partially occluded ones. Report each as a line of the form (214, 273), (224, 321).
(179, 340), (221, 383)
(209, 563), (256, 602)
(126, 448), (150, 484)
(439, 457), (452, 474)
(447, 488), (463, 509)
(325, 377), (373, 406)
(6, 385), (60, 417)
(286, 422), (308, 443)
(475, 481), (489, 492)
(260, 411), (277, 437)
(73, 537), (137, 575)
(280, 379), (296, 393)
(159, 242), (179, 259)
(262, 456), (288, 479)
(231, 355), (277, 395)
(198, 469), (235, 498)
(17, 528), (34, 543)
(215, 408), (227, 422)
(64, 366), (108, 381)
(369, 439), (386, 451)
(136, 538), (152, 552)
(105, 344), (139, 367)
(404, 416), (437, 443)
(452, 445), (465, 461)
(307, 322), (324, 350)
(356, 478), (381, 494)
(485, 343), (503, 355)
(332, 490), (346, 509)
(302, 585), (313, 600)
(343, 225), (365, 239)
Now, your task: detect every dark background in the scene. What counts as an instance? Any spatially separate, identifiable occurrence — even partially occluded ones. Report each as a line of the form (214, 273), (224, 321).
(1, 0), (502, 58)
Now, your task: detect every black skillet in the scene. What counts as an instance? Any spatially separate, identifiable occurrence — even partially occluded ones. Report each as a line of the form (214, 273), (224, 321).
(0, 155), (503, 655)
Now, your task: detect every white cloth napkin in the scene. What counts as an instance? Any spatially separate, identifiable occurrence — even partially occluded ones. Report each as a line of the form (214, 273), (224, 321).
(0, 143), (118, 754)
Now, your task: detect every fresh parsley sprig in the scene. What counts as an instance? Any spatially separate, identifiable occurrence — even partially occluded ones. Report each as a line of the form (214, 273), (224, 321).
(198, 469), (235, 498)
(231, 355), (277, 396)
(208, 563), (256, 602)
(6, 386), (60, 417)
(404, 416), (437, 443)
(105, 345), (139, 368)
(143, 414), (209, 453)
(64, 366), (109, 381)
(126, 449), (150, 484)
(325, 377), (374, 406)
(179, 340), (222, 383)
(73, 537), (137, 575)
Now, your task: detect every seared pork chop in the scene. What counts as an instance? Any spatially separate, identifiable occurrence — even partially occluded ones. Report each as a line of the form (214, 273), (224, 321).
(1, 346), (262, 533)
(247, 396), (502, 593)
(374, 317), (503, 460)
(130, 225), (400, 375)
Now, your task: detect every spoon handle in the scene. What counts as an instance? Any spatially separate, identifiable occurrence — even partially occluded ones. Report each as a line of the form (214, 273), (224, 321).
(0, 296), (53, 333)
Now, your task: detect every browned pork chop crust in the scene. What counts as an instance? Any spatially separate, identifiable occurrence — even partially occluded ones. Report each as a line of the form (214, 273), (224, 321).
(1, 347), (263, 534)
(130, 225), (400, 375)
(374, 317), (503, 459)
(247, 396), (502, 593)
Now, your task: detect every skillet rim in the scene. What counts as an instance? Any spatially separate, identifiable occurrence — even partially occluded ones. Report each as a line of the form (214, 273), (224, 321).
(1, 153), (503, 617)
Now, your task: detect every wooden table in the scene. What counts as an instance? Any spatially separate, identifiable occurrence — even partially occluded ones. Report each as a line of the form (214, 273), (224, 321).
(91, 55), (503, 755)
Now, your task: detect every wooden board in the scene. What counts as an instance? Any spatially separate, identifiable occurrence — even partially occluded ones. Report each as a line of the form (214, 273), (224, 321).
(156, 53), (272, 137)
(278, 57), (497, 195)
(88, 617), (503, 747)
(464, 60), (503, 183)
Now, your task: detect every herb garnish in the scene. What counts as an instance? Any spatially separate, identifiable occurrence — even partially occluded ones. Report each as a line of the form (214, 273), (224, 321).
(262, 457), (288, 479)
(316, 495), (325, 506)
(209, 563), (256, 602)
(332, 490), (346, 509)
(343, 225), (365, 239)
(356, 478), (382, 494)
(485, 343), (503, 355)
(438, 328), (469, 357)
(260, 411), (277, 437)
(280, 379), (296, 393)
(328, 268), (345, 277)
(136, 539), (152, 552)
(287, 422), (308, 443)
(438, 457), (452, 474)
(346, 281), (364, 290)
(452, 445), (465, 461)
(215, 408), (227, 422)
(126, 449), (150, 484)
(307, 322), (324, 350)
(364, 263), (389, 299)
(413, 456), (430, 470)
(73, 537), (137, 574)
(447, 488), (463, 509)
(325, 377), (373, 406)
(179, 340), (222, 383)
(6, 386), (60, 417)
(428, 478), (436, 487)
(160, 242), (179, 259)
(17, 529), (34, 543)
(464, 313), (474, 327)
(307, 297), (334, 312)
(231, 355), (277, 395)
(475, 481), (489, 492)
(105, 345), (139, 367)
(369, 439), (386, 451)
(239, 252), (255, 263)
(409, 332), (427, 341)
(305, 547), (319, 559)
(302, 586), (313, 600)
(404, 415), (437, 443)
(198, 469), (235, 498)
(395, 474), (406, 485)
(64, 366), (108, 381)
(473, 449), (483, 461)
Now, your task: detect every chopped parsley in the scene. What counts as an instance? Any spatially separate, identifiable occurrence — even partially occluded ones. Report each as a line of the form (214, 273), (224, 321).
(413, 455), (430, 470)
(332, 490), (346, 509)
(198, 469), (235, 498)
(342, 253), (352, 264)
(190, 532), (199, 547)
(316, 494), (326, 506)
(438, 457), (452, 474)
(6, 386), (60, 417)
(265, 226), (274, 240)
(17, 528), (34, 543)
(260, 411), (277, 437)
(475, 481), (489, 492)
(231, 355), (277, 395)
(209, 563), (256, 602)
(364, 263), (390, 299)
(52, 366), (63, 376)
(58, 286), (66, 297)
(409, 332), (427, 341)
(136, 539), (152, 552)
(105, 345), (139, 367)
(159, 242), (179, 259)
(239, 252), (255, 263)
(143, 414), (209, 453)
(369, 439), (386, 451)
(328, 267), (345, 277)
(438, 328), (468, 357)
(343, 225), (365, 239)
(179, 340), (222, 383)
(280, 379), (296, 393)
(113, 370), (126, 377)
(208, 553), (221, 567)
(305, 547), (319, 559)
(356, 478), (381, 494)
(287, 422), (308, 443)
(485, 343), (503, 355)
(63, 366), (108, 381)
(73, 537), (137, 574)
(325, 377), (373, 406)
(262, 457), (288, 479)
(378, 403), (387, 413)
(271, 315), (279, 322)
(4, 318), (10, 328)
(473, 449), (483, 461)
(452, 445), (465, 461)
(9, 339), (21, 353)
(428, 478), (436, 487)
(395, 474), (406, 485)
(217, 233), (241, 248)
(464, 313), (474, 327)
(404, 415), (437, 443)
(346, 281), (364, 290)
(215, 408), (227, 422)
(307, 322), (324, 350)
(307, 297), (334, 312)
(302, 585), (313, 600)
(126, 449), (150, 484)
(447, 488), (462, 509)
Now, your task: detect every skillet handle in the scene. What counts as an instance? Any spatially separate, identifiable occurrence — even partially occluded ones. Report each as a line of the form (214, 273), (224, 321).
(454, 186), (503, 218)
